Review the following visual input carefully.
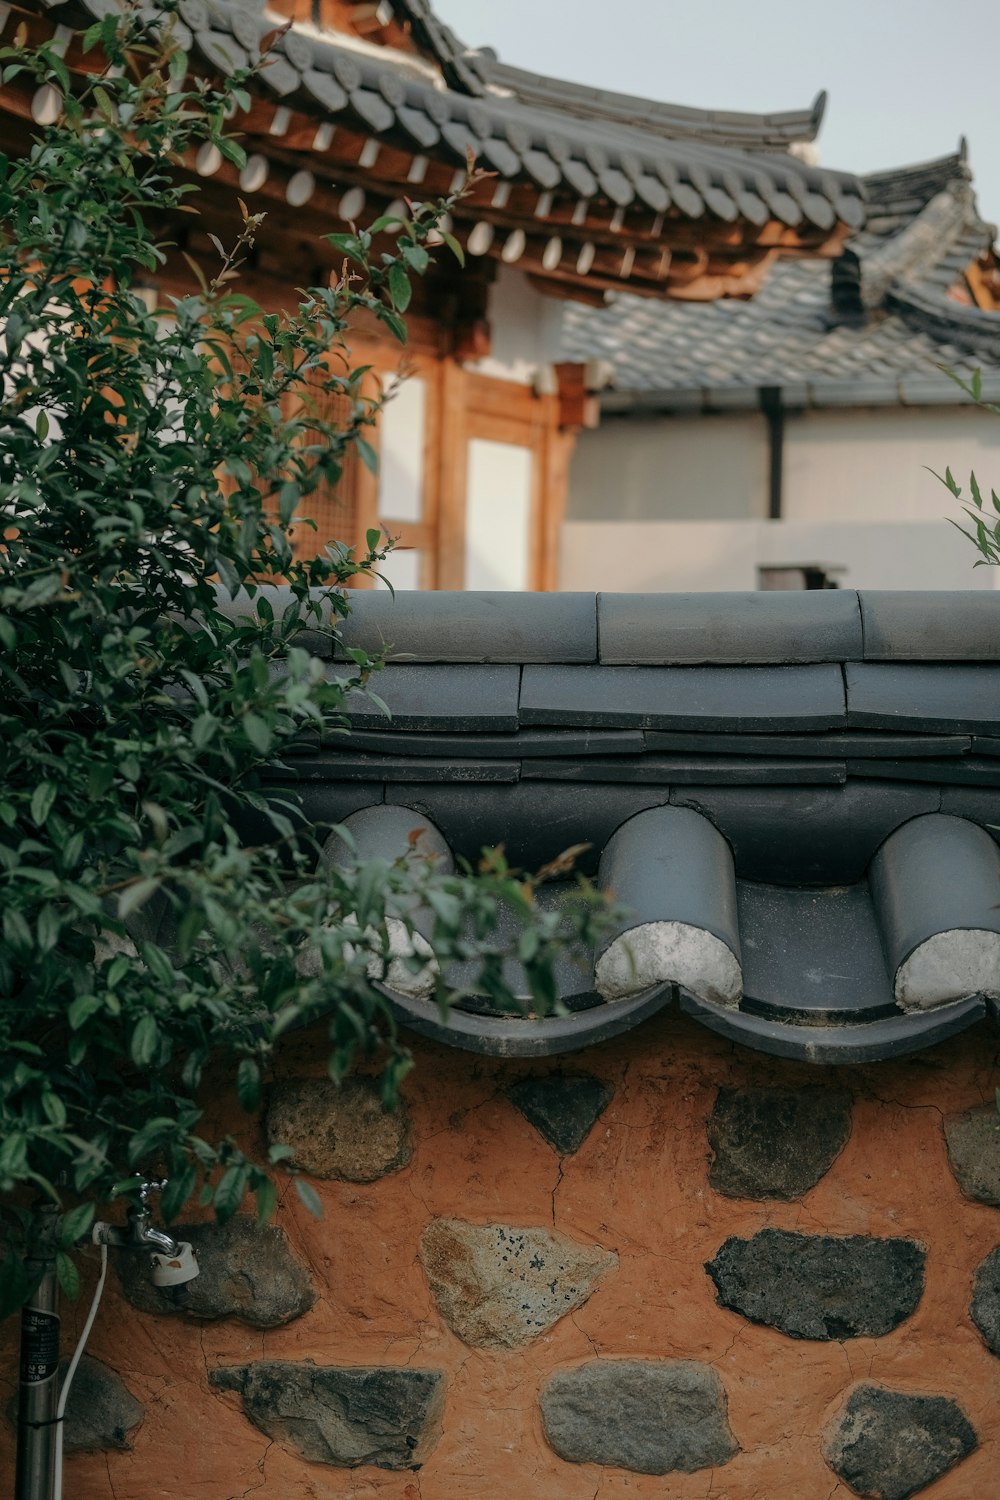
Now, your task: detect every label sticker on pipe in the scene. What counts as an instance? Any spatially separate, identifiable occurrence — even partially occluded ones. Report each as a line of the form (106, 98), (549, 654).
(20, 1310), (59, 1384)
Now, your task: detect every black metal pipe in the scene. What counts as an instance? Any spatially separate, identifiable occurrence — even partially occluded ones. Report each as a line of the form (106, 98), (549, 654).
(760, 386), (785, 521)
(15, 1205), (59, 1500)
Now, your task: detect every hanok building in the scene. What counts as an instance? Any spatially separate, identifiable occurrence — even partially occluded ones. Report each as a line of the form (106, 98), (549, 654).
(11, 0), (866, 590)
(7, 7), (1000, 1500)
(561, 143), (1000, 593)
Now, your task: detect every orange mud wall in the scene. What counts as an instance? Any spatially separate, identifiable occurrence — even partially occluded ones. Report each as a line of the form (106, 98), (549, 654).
(2, 1011), (1000, 1499)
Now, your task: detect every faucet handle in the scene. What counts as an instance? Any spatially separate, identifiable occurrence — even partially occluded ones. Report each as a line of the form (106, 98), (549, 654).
(130, 1175), (169, 1207)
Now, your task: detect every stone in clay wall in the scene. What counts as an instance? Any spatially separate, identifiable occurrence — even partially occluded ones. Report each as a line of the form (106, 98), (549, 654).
(2, 1010), (1000, 1499)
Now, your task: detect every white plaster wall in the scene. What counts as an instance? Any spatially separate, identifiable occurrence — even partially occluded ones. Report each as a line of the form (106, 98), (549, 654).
(468, 265), (566, 385)
(567, 413), (769, 522)
(465, 439), (534, 590)
(784, 406), (1000, 523)
(559, 519), (999, 592)
(378, 375), (426, 522)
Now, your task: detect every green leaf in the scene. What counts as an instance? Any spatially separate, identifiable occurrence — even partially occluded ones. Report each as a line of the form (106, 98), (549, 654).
(294, 1178), (323, 1218)
(254, 1175), (278, 1224)
(129, 1014), (160, 1069)
(127, 1116), (177, 1166)
(401, 243), (429, 274)
(3, 908), (32, 951)
(0, 1133), (28, 1176)
(41, 1092), (67, 1128)
(106, 954), (130, 988)
(441, 231), (465, 267)
(387, 262), (411, 311)
(242, 713), (273, 754)
(30, 782), (57, 828)
(59, 1202), (95, 1247)
(217, 137), (246, 169)
(67, 994), (102, 1030)
(36, 905), (60, 954)
(236, 1058), (261, 1112)
(160, 1165), (197, 1223)
(356, 437), (378, 475)
(55, 1250), (80, 1301)
(119, 878), (161, 919)
(214, 1164), (248, 1223)
(92, 85), (115, 122)
(191, 713), (218, 750)
(377, 308), (407, 344)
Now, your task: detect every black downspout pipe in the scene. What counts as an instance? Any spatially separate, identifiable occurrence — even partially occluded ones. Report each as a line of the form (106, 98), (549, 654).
(760, 386), (784, 521)
(15, 1204), (60, 1500)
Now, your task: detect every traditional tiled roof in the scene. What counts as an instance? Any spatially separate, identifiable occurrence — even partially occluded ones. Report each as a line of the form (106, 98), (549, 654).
(18, 0), (865, 299)
(376, 0), (829, 156)
(560, 147), (1000, 406)
(227, 588), (1000, 1064)
(470, 58), (829, 154)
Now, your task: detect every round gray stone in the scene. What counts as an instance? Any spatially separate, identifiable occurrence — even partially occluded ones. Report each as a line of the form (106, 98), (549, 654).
(708, 1086), (852, 1199)
(419, 1219), (617, 1349)
(943, 1104), (1000, 1206)
(6, 1356), (143, 1452)
(540, 1359), (738, 1475)
(210, 1362), (444, 1470)
(706, 1229), (925, 1340)
(266, 1076), (411, 1182)
(825, 1383), (977, 1499)
(116, 1216), (315, 1327)
(971, 1245), (1000, 1356)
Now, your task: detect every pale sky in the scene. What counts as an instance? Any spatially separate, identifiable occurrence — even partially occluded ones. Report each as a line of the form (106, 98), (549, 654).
(434, 0), (1000, 229)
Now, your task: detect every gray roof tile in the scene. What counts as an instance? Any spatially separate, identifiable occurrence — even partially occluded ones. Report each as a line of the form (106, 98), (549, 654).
(599, 590), (862, 665)
(562, 152), (1000, 401)
(519, 664), (846, 731)
(30, 0), (864, 245)
(332, 662), (520, 730)
(845, 663), (1000, 733)
(254, 590), (1000, 1064)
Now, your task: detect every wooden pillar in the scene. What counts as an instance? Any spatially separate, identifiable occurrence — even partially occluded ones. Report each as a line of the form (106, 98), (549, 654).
(434, 358), (468, 590)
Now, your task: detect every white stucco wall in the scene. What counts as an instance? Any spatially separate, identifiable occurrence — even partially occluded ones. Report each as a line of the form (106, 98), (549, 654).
(560, 519), (999, 592)
(568, 412), (768, 522)
(468, 264), (566, 385)
(562, 402), (1000, 590)
(783, 406), (1000, 523)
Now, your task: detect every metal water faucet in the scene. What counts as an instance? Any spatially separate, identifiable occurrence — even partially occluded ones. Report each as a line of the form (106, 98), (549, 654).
(92, 1177), (199, 1287)
(126, 1177), (182, 1255)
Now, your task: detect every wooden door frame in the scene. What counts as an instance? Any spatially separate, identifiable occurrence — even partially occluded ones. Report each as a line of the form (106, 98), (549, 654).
(429, 364), (568, 590)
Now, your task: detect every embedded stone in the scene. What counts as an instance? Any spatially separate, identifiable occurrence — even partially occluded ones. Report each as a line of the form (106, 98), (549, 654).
(116, 1216), (314, 1328)
(506, 1073), (613, 1155)
(825, 1384), (977, 1499)
(540, 1359), (738, 1474)
(6, 1356), (143, 1453)
(943, 1104), (1000, 1206)
(708, 1086), (853, 1199)
(706, 1229), (924, 1340)
(210, 1362), (444, 1470)
(419, 1220), (617, 1349)
(266, 1076), (411, 1182)
(970, 1246), (1000, 1356)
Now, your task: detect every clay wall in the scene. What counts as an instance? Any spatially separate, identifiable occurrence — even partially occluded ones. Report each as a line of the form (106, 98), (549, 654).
(3, 1011), (1000, 1499)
